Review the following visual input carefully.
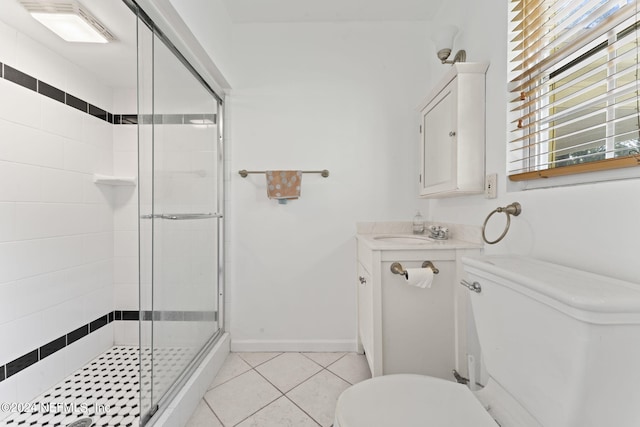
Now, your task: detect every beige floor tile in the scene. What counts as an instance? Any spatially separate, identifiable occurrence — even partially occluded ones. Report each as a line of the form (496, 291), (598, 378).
(255, 353), (323, 393)
(185, 400), (223, 427)
(237, 352), (282, 367)
(286, 370), (351, 427)
(236, 396), (320, 427)
(301, 352), (346, 367)
(209, 353), (252, 389)
(327, 353), (371, 385)
(204, 370), (282, 426)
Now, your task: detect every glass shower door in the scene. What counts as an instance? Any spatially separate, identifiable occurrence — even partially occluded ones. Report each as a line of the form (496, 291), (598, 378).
(138, 17), (222, 423)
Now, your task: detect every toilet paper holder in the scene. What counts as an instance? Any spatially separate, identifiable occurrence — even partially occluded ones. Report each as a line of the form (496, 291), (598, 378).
(390, 261), (439, 278)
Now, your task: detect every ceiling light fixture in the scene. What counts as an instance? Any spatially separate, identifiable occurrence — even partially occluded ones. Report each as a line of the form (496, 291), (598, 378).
(19, 0), (116, 43)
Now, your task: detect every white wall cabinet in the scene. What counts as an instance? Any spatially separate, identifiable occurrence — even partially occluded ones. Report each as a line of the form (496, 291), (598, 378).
(418, 63), (488, 198)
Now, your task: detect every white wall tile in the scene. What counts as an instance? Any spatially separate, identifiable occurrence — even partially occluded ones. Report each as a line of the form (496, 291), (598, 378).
(41, 96), (84, 141)
(114, 198), (138, 231)
(0, 161), (42, 202)
(113, 151), (138, 176)
(0, 19), (18, 66)
(114, 256), (138, 285)
(40, 298), (84, 344)
(0, 79), (41, 128)
(0, 202), (16, 242)
(0, 239), (41, 283)
(0, 119), (65, 169)
(0, 311), (43, 365)
(113, 125), (138, 152)
(83, 285), (114, 323)
(0, 376), (17, 421)
(39, 235), (85, 273)
(83, 232), (114, 264)
(15, 32), (69, 93)
(40, 169), (84, 203)
(114, 230), (138, 257)
(64, 325), (113, 376)
(114, 283), (139, 310)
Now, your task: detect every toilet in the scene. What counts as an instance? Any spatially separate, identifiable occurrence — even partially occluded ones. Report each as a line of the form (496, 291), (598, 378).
(334, 255), (640, 427)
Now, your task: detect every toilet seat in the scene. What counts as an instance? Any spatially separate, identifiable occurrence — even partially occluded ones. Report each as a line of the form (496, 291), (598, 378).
(334, 374), (499, 427)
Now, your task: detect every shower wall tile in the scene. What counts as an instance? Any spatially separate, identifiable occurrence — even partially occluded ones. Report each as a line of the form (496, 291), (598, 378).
(0, 78), (40, 129)
(0, 119), (65, 169)
(0, 19), (17, 67)
(83, 232), (114, 264)
(83, 286), (114, 324)
(41, 95), (84, 141)
(63, 138), (97, 174)
(40, 299), (85, 345)
(0, 202), (16, 242)
(40, 169), (85, 203)
(14, 32), (69, 95)
(0, 312), (44, 366)
(0, 161), (43, 202)
(113, 151), (137, 176)
(114, 256), (139, 285)
(114, 231), (138, 257)
(114, 283), (139, 310)
(0, 18), (121, 408)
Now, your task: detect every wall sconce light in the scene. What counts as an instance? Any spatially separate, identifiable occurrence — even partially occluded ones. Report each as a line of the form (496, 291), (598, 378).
(19, 0), (116, 43)
(431, 25), (466, 65)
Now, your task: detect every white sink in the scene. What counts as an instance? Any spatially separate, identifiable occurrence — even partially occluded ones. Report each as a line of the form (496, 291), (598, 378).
(372, 234), (434, 244)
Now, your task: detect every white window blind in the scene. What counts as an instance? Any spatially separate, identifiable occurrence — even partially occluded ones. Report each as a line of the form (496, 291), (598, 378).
(508, 0), (640, 181)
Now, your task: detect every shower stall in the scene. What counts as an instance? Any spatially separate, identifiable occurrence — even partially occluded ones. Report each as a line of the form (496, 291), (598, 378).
(0, 1), (225, 426)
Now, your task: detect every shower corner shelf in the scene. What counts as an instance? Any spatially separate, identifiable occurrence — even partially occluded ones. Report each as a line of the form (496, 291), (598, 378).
(93, 174), (137, 186)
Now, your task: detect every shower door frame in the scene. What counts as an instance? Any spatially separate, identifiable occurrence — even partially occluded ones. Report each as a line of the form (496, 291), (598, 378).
(123, 1), (226, 425)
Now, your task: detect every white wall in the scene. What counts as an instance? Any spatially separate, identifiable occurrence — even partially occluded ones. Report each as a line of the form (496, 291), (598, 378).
(419, 0), (640, 284)
(0, 18), (115, 407)
(169, 0), (235, 85)
(228, 22), (431, 350)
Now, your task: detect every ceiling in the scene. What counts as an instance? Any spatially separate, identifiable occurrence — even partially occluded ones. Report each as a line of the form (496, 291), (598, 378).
(220, 0), (444, 23)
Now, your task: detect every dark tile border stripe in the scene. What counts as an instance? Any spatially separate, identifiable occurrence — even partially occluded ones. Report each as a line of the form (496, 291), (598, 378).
(4, 64), (37, 91)
(38, 80), (65, 103)
(0, 309), (218, 383)
(1, 63), (216, 126)
(6, 350), (38, 378)
(40, 336), (66, 360)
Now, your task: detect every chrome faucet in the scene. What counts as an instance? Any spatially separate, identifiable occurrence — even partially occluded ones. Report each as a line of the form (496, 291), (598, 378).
(428, 225), (449, 240)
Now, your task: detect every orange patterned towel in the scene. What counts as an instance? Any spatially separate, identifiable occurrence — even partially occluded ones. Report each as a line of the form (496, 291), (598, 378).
(266, 170), (302, 200)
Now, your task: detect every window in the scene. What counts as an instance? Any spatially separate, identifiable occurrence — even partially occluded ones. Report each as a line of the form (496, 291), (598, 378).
(508, 0), (640, 181)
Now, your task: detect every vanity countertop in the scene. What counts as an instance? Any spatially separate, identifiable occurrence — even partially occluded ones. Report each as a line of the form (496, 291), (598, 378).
(356, 233), (483, 251)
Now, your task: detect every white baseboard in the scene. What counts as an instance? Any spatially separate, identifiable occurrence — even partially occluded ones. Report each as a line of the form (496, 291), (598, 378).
(230, 339), (357, 353)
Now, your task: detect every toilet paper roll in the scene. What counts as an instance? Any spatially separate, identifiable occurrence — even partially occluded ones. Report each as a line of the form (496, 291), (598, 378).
(404, 268), (434, 289)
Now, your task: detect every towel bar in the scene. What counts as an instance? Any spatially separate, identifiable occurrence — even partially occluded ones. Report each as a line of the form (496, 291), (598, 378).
(239, 169), (329, 178)
(390, 261), (439, 277)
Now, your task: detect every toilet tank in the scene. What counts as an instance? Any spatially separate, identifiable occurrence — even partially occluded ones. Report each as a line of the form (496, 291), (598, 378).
(462, 255), (640, 427)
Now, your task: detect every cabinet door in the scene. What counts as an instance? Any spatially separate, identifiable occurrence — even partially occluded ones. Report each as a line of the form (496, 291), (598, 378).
(420, 79), (458, 196)
(357, 263), (374, 367)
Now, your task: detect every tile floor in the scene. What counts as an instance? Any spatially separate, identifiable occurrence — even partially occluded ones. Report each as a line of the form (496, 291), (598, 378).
(186, 352), (372, 427)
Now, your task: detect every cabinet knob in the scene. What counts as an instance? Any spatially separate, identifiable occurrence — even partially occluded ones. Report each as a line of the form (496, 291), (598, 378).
(358, 276), (367, 285)
(449, 131), (456, 137)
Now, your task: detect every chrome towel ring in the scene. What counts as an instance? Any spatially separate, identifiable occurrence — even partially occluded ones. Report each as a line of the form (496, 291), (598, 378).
(482, 202), (522, 244)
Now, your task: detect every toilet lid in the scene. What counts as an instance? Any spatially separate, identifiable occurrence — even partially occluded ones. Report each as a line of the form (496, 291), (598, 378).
(335, 374), (499, 427)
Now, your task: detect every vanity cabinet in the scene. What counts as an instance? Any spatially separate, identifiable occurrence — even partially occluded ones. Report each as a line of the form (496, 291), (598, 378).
(356, 236), (481, 379)
(418, 63), (488, 198)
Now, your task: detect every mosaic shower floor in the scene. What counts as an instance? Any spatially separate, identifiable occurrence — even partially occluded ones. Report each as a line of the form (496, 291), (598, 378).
(1, 346), (196, 427)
